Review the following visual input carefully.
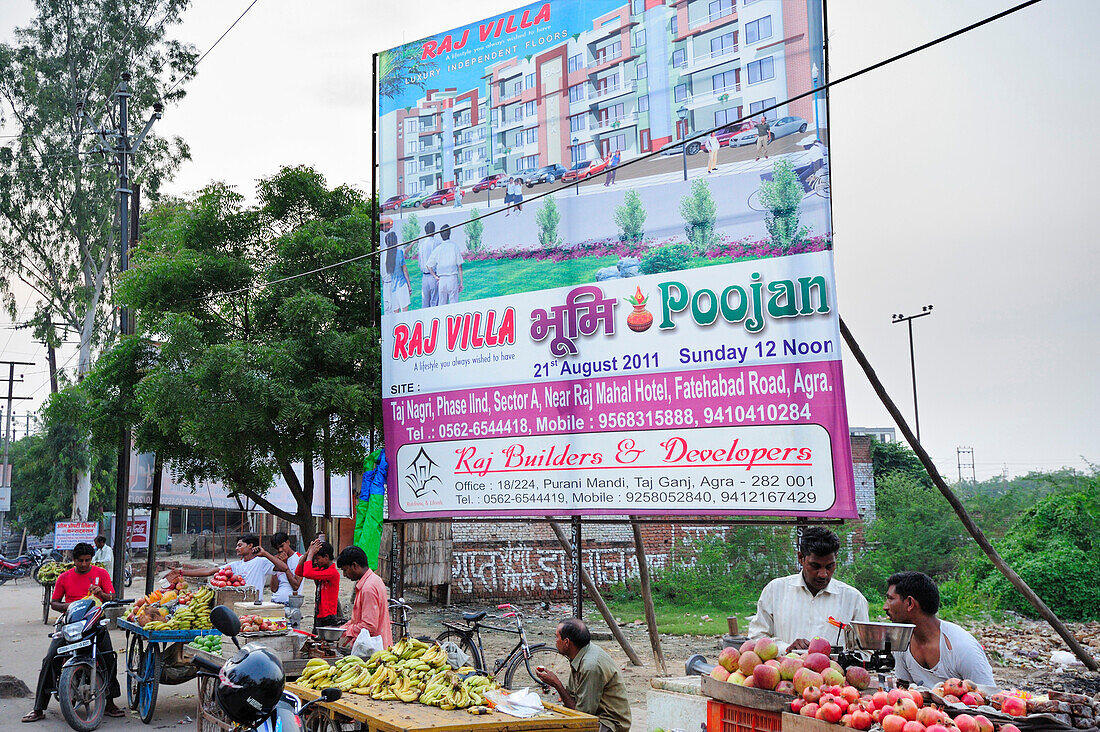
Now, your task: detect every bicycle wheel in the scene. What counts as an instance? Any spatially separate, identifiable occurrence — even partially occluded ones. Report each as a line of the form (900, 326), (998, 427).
(747, 188), (765, 212)
(126, 634), (144, 710)
(435, 629), (483, 672)
(502, 645), (570, 704)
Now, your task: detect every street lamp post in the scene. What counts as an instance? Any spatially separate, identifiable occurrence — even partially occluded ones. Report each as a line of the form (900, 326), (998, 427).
(811, 63), (821, 144)
(572, 136), (580, 195)
(891, 305), (934, 443)
(677, 104), (689, 181)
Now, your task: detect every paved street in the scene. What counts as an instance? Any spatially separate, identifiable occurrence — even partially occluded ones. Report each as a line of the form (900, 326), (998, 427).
(385, 135), (828, 256)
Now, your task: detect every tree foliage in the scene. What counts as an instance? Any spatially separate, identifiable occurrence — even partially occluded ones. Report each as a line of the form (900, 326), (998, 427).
(759, 159), (807, 251)
(84, 166), (380, 539)
(679, 178), (718, 251)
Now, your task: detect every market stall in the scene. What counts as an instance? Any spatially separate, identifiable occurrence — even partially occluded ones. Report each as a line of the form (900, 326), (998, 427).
(119, 618), (221, 724)
(285, 682), (598, 732)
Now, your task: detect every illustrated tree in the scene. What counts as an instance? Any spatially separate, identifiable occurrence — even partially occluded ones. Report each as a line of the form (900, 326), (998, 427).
(378, 44), (433, 99)
(92, 166), (380, 540)
(0, 0), (196, 519)
(759, 159), (807, 251)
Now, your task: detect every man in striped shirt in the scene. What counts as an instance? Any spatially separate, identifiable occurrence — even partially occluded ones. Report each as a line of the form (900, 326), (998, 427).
(747, 527), (869, 652)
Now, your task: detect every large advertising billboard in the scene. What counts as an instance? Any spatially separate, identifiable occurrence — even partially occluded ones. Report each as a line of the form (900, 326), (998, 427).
(376, 0), (852, 519)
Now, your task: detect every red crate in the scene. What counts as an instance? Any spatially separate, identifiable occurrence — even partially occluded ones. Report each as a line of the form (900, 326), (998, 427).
(707, 700), (783, 732)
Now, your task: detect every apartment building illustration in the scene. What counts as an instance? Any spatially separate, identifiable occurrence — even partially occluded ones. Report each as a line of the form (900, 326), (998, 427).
(380, 0), (824, 198)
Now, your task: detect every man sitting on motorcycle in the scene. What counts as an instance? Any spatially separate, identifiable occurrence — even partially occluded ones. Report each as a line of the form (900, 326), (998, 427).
(23, 542), (124, 723)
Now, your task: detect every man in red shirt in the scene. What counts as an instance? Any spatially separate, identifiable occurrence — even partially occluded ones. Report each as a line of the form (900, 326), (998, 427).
(23, 542), (124, 723)
(295, 538), (341, 629)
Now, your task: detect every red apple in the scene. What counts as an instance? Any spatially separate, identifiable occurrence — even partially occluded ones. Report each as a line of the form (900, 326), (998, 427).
(804, 652), (832, 673)
(845, 665), (871, 690)
(710, 665), (730, 682)
(775, 680), (796, 696)
(753, 664), (781, 691)
(791, 698), (805, 713)
(737, 651), (762, 676)
(718, 647), (740, 672)
(808, 637), (832, 656)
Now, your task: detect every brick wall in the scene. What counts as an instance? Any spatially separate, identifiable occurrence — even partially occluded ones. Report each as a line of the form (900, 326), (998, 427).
(447, 436), (877, 601)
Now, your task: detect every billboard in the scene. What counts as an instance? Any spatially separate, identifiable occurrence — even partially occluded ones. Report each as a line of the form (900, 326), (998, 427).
(376, 0), (851, 519)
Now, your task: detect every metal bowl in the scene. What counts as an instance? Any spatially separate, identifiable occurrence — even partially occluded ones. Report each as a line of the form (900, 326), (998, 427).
(314, 626), (344, 643)
(844, 621), (915, 651)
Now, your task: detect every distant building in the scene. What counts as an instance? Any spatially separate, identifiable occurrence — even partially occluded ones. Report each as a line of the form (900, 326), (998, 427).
(849, 426), (896, 444)
(381, 0), (825, 197)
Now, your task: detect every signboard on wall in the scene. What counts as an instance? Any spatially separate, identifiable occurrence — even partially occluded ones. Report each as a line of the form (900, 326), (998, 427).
(377, 0), (851, 519)
(54, 521), (99, 550)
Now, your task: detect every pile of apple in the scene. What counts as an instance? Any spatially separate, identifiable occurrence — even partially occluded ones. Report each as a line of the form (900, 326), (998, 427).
(238, 614), (286, 633)
(932, 678), (1027, 717)
(711, 637), (872, 695)
(798, 686), (1022, 732)
(210, 567), (246, 588)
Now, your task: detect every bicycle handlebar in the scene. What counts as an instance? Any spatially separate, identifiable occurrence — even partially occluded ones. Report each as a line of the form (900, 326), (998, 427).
(496, 603), (515, 610)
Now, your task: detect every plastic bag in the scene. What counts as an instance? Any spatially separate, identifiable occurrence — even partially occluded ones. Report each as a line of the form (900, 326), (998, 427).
(486, 687), (544, 718)
(440, 640), (470, 669)
(351, 629), (384, 658)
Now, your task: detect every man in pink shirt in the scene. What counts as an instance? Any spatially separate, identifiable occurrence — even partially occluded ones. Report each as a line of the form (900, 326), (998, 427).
(335, 546), (392, 648)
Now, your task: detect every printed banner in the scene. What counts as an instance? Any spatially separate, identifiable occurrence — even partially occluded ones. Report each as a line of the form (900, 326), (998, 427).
(376, 0), (850, 518)
(54, 521), (99, 550)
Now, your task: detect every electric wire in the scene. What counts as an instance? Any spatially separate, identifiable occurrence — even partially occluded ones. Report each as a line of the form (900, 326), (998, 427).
(161, 0), (263, 100)
(175, 0), (1044, 304)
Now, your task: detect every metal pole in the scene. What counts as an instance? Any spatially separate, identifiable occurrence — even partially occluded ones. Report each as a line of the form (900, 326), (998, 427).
(907, 319), (919, 442)
(681, 141), (688, 181)
(571, 515), (582, 620)
(145, 455), (162, 594)
(1, 364), (14, 544)
(111, 73), (132, 595)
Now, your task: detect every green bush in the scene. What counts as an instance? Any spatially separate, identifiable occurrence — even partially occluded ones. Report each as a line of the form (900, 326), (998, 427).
(639, 242), (694, 274)
(614, 190), (647, 243)
(402, 213), (420, 257)
(535, 197), (562, 247)
(679, 178), (719, 252)
(464, 208), (484, 252)
(759, 159), (807, 251)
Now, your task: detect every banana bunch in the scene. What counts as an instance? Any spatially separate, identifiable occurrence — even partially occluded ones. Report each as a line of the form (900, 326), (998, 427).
(143, 620), (171, 631)
(165, 586), (215, 630)
(295, 659), (336, 689)
(417, 670), (493, 710)
(36, 561), (71, 583)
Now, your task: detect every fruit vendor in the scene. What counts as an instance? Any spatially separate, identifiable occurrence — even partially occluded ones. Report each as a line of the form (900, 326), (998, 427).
(535, 618), (631, 732)
(264, 532), (303, 605)
(295, 537), (342, 629)
(335, 545), (392, 648)
(747, 526), (869, 652)
(883, 571), (995, 687)
(23, 542), (124, 723)
(170, 534), (274, 596)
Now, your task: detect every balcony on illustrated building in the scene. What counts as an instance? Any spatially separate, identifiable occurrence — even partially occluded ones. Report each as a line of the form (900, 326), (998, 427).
(496, 115), (524, 132)
(688, 6), (736, 30)
(589, 78), (637, 103)
(686, 83), (741, 111)
(678, 44), (739, 74)
(591, 112), (639, 132)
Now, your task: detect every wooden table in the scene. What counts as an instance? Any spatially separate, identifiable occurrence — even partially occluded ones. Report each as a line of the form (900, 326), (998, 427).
(286, 681), (600, 732)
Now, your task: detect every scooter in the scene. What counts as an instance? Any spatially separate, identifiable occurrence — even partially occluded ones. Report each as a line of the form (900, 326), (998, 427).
(50, 597), (130, 731)
(191, 605), (341, 731)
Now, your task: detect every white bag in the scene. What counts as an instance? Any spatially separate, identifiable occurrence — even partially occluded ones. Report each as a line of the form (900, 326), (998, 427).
(351, 629), (384, 658)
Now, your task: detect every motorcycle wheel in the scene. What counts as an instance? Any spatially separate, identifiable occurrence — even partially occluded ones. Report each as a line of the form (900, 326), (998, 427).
(58, 663), (107, 732)
(124, 567), (133, 588)
(304, 707), (341, 732)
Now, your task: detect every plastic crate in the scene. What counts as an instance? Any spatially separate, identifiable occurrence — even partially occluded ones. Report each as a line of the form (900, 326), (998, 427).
(707, 699), (783, 732)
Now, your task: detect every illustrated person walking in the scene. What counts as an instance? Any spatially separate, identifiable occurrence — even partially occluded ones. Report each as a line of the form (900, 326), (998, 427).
(426, 223), (464, 305)
(383, 230), (411, 313)
(603, 148), (621, 186)
(705, 130), (720, 173)
(754, 115), (772, 161)
(418, 220), (438, 308)
(453, 185), (463, 208)
(505, 177), (523, 215)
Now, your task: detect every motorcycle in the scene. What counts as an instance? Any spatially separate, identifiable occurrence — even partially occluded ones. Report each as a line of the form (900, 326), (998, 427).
(49, 596), (129, 731)
(192, 605), (341, 731)
(0, 557), (33, 585)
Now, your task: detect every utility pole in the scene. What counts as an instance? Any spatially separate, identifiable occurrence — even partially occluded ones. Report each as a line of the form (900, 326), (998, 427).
(956, 446), (975, 483)
(81, 72), (162, 594)
(0, 361), (34, 545)
(891, 305), (933, 443)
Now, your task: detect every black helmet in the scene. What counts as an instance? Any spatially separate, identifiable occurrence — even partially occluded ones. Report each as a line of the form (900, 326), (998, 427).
(215, 643), (285, 724)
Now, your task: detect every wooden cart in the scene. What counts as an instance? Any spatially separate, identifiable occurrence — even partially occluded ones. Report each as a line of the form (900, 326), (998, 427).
(285, 681), (600, 732)
(118, 618), (222, 724)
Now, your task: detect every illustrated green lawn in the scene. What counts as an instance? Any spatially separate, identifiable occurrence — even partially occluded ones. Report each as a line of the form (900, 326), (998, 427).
(404, 252), (734, 309)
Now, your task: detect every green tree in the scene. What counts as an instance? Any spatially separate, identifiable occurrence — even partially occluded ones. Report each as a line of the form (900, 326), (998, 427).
(870, 439), (932, 489)
(92, 167), (380, 540)
(535, 197), (562, 247)
(679, 179), (718, 251)
(614, 190), (646, 243)
(378, 45), (433, 99)
(0, 0), (196, 519)
(759, 159), (807, 250)
(464, 208), (484, 252)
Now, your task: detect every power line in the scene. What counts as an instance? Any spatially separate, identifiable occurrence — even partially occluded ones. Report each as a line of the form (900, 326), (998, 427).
(161, 0), (263, 99)
(174, 0), (1044, 305)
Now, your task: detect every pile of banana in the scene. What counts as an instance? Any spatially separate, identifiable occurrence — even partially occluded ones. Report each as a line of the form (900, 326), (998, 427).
(418, 669), (495, 711)
(295, 657), (343, 690)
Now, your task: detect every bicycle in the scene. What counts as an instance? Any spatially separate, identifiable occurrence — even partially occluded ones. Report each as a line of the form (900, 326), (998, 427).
(435, 603), (570, 701)
(747, 163), (830, 212)
(389, 597), (434, 645)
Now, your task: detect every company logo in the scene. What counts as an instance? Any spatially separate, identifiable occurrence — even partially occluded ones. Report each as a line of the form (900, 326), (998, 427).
(658, 272), (831, 333)
(530, 285), (616, 356)
(404, 447), (443, 499)
(420, 4), (552, 59)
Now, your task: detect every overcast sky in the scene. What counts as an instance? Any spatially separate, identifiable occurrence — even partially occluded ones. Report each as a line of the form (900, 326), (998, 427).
(1, 0), (1097, 482)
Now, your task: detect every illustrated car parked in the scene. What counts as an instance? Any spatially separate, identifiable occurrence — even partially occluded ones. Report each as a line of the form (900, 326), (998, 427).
(524, 164), (568, 187)
(724, 116), (808, 147)
(472, 174), (507, 192)
(381, 194), (407, 211)
(420, 186), (457, 208)
(400, 192), (430, 208)
(561, 158), (610, 182)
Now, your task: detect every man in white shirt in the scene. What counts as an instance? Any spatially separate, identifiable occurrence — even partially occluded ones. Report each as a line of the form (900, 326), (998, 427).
(426, 224), (463, 304)
(170, 534), (275, 598)
(417, 220), (438, 308)
(262, 532), (302, 605)
(748, 527), (869, 652)
(884, 571), (995, 687)
(93, 535), (113, 577)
